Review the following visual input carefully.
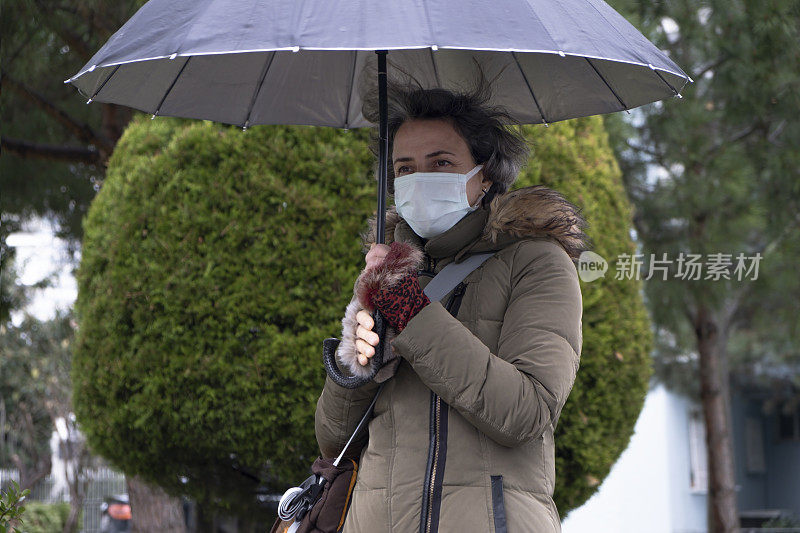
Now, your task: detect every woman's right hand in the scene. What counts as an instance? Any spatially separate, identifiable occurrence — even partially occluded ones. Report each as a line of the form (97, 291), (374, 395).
(365, 243), (391, 270)
(355, 309), (380, 366)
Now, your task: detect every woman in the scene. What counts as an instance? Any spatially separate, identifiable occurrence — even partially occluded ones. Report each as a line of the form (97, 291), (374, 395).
(314, 78), (589, 533)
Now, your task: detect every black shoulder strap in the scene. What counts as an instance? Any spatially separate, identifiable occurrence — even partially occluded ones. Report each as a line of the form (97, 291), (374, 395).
(422, 252), (495, 302)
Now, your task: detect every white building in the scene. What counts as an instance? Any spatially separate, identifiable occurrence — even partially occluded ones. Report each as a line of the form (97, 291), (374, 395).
(563, 378), (800, 532)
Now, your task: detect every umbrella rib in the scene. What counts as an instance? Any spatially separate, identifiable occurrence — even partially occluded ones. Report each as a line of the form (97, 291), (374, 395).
(585, 58), (629, 113)
(242, 52), (277, 129)
(344, 50), (358, 129)
(85, 64), (121, 103)
(511, 52), (548, 126)
(652, 67), (681, 97)
(153, 57), (192, 118)
(429, 47), (441, 87)
(421, 0), (443, 90)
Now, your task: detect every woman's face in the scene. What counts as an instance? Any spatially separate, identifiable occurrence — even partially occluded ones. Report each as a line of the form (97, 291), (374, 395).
(392, 118), (492, 207)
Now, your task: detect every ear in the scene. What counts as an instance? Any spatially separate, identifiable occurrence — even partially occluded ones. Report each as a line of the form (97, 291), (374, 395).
(481, 180), (500, 207)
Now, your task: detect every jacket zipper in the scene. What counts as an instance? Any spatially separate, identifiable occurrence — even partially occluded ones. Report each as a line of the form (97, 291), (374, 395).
(425, 395), (442, 533)
(423, 255), (437, 275)
(420, 281), (466, 533)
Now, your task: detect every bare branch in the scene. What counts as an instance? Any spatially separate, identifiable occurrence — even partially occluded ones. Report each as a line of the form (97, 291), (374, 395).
(727, 210), (800, 322)
(1, 136), (102, 164)
(694, 54), (730, 80)
(4, 31), (37, 68)
(767, 119), (787, 146)
(53, 3), (79, 16)
(624, 139), (678, 182)
(1, 71), (113, 155)
(703, 123), (761, 161)
(625, 139), (665, 161)
(76, 3), (122, 41)
(13, 454), (52, 492)
(31, 0), (93, 61)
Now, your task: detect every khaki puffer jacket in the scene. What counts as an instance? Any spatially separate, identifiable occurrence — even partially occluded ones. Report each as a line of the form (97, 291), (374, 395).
(315, 185), (588, 533)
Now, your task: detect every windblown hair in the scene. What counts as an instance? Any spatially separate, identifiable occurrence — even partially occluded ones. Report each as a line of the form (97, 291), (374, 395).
(360, 60), (530, 196)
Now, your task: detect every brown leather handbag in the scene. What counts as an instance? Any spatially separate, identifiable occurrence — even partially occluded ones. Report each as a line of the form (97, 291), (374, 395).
(269, 384), (384, 533)
(269, 456), (360, 533)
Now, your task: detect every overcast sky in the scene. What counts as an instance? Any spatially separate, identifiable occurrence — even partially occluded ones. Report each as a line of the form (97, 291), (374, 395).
(6, 216), (78, 327)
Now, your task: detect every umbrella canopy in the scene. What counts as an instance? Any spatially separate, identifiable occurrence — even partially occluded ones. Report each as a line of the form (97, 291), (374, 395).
(65, 0), (692, 129)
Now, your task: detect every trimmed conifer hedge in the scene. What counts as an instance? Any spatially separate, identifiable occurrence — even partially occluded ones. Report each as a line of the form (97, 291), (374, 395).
(74, 113), (651, 518)
(516, 117), (654, 516)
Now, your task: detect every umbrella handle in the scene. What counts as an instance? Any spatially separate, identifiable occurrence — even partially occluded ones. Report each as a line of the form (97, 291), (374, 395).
(322, 309), (387, 388)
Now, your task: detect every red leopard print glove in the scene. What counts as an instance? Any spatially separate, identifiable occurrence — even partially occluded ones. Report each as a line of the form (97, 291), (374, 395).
(370, 271), (430, 333)
(354, 240), (429, 332)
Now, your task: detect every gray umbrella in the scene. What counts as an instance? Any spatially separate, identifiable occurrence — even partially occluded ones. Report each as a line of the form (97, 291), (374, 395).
(66, 0), (691, 128)
(66, 0), (692, 387)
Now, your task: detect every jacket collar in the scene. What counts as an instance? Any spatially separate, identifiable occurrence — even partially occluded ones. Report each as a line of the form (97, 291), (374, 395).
(393, 205), (489, 260)
(362, 184), (590, 263)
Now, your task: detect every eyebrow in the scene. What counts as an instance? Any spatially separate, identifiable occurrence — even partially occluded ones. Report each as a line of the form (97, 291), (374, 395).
(393, 150), (456, 164)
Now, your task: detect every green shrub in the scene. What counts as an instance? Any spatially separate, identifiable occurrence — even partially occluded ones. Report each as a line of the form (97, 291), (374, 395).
(14, 502), (70, 533)
(0, 481), (30, 533)
(74, 113), (651, 519)
(74, 116), (376, 517)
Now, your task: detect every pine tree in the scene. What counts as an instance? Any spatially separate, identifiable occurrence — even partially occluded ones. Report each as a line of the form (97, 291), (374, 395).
(604, 1), (800, 531)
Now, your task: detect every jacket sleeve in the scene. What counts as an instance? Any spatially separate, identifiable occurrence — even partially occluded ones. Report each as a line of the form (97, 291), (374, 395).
(314, 294), (382, 460)
(314, 372), (380, 460)
(390, 240), (583, 448)
(315, 241), (424, 460)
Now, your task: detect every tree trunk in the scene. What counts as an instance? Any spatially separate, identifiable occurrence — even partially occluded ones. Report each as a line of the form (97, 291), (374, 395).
(61, 470), (87, 533)
(13, 453), (51, 492)
(127, 475), (187, 533)
(61, 424), (89, 533)
(695, 304), (740, 533)
(62, 497), (84, 533)
(194, 503), (214, 533)
(237, 514), (261, 533)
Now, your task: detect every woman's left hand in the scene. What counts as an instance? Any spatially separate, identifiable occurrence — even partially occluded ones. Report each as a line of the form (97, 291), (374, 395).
(356, 240), (430, 333)
(371, 271), (430, 332)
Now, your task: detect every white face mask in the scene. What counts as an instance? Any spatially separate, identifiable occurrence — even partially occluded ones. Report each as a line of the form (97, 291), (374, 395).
(394, 164), (485, 239)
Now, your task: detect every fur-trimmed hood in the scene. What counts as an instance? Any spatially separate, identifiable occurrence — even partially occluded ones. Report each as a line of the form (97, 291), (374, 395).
(362, 184), (591, 262)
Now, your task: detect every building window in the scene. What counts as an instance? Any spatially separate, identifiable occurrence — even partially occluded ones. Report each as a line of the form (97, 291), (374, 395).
(688, 409), (708, 492)
(777, 399), (800, 441)
(745, 416), (766, 474)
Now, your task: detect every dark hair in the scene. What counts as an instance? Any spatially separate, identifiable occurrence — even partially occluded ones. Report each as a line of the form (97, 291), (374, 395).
(360, 60), (530, 197)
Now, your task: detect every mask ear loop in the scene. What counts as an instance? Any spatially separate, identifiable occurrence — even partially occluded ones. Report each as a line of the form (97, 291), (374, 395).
(481, 181), (499, 208)
(468, 164), (488, 208)
(466, 164), (484, 180)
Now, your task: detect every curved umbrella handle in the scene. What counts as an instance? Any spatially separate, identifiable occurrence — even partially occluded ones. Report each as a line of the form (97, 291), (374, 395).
(322, 309), (387, 389)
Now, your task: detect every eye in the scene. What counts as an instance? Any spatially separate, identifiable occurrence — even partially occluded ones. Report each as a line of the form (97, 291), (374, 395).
(434, 159), (452, 168)
(396, 165), (412, 175)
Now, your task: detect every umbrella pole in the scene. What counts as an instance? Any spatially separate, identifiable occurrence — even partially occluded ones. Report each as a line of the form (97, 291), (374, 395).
(376, 50), (388, 245)
(321, 51), (390, 389)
